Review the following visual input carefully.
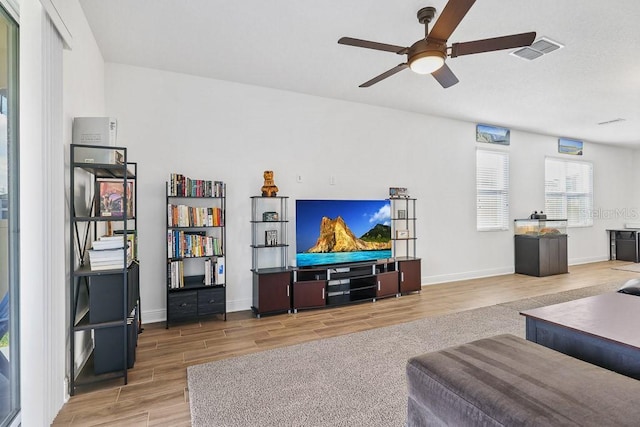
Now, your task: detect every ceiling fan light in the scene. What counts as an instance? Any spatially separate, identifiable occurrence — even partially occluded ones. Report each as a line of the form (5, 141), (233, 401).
(409, 51), (445, 74)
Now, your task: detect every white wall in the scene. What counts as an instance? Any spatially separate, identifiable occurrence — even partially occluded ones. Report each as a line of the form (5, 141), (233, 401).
(104, 63), (637, 322)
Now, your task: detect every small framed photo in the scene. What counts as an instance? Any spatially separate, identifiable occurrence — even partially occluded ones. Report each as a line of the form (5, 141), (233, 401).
(389, 187), (408, 198)
(262, 211), (279, 221)
(397, 209), (407, 219)
(396, 229), (410, 239)
(558, 137), (583, 155)
(265, 230), (278, 246)
(476, 124), (510, 145)
(98, 179), (134, 217)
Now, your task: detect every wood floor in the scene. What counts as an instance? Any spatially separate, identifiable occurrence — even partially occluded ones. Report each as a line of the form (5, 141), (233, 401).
(53, 260), (639, 426)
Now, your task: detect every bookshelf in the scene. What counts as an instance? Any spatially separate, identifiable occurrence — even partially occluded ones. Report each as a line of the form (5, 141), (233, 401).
(389, 197), (421, 293)
(250, 196), (292, 317)
(165, 174), (226, 327)
(69, 143), (140, 396)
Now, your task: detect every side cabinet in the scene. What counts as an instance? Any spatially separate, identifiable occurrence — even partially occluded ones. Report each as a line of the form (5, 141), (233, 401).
(376, 270), (399, 298)
(252, 271), (291, 318)
(399, 259), (422, 293)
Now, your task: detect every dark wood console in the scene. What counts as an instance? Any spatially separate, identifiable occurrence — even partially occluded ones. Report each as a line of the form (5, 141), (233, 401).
(292, 260), (408, 312)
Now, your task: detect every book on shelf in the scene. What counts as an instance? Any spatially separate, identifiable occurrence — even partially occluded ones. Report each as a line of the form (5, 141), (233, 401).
(167, 205), (223, 227)
(91, 235), (125, 250)
(112, 231), (137, 260)
(166, 230), (222, 258)
(204, 257), (218, 286)
(167, 174), (224, 198)
(88, 235), (133, 270)
(215, 256), (225, 285)
(98, 179), (135, 217)
(168, 260), (184, 288)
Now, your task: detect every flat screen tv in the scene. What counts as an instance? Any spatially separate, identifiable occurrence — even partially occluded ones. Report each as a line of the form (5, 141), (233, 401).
(295, 199), (392, 268)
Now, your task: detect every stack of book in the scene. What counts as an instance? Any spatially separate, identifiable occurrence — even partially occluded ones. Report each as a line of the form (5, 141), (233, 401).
(88, 235), (132, 270)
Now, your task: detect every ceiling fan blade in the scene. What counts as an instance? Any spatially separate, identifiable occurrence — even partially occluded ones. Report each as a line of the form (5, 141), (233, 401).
(359, 63), (409, 88)
(431, 63), (459, 88)
(338, 37), (407, 54)
(450, 32), (536, 57)
(428, 0), (476, 42)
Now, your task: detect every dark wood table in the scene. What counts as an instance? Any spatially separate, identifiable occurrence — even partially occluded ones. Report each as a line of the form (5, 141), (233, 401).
(520, 292), (640, 379)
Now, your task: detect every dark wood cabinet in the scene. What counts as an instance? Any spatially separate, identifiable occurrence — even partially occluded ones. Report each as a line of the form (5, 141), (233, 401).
(399, 259), (422, 293)
(293, 280), (326, 311)
(376, 270), (399, 298)
(514, 235), (568, 277)
(252, 270), (291, 317)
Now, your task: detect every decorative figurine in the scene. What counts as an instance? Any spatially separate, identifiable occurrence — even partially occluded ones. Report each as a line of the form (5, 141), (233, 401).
(261, 170), (279, 197)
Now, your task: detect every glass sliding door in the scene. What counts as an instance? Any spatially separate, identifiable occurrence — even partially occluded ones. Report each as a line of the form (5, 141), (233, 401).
(0, 3), (18, 426)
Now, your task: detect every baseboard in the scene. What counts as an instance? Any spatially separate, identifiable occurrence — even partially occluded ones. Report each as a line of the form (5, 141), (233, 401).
(141, 298), (254, 325)
(568, 255), (609, 265)
(141, 308), (166, 324)
(420, 257), (611, 287)
(422, 266), (514, 286)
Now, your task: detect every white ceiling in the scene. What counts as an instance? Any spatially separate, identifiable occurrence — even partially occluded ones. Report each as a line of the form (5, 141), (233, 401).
(78, 0), (640, 146)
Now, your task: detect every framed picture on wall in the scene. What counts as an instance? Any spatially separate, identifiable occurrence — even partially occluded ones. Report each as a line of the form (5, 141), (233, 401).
(476, 124), (510, 145)
(98, 179), (135, 217)
(558, 137), (583, 155)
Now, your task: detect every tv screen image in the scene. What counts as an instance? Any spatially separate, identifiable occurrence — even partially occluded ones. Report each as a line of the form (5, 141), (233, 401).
(295, 199), (392, 268)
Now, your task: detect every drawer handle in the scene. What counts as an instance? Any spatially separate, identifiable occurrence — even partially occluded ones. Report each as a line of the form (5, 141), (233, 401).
(322, 288), (325, 300)
(377, 280), (381, 291)
(208, 299), (216, 304)
(180, 302), (188, 307)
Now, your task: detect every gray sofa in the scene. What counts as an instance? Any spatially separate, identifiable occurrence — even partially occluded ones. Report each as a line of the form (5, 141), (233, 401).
(406, 334), (640, 426)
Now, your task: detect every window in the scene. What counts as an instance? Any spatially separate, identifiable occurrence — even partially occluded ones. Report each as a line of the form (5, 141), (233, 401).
(545, 157), (593, 227)
(0, 3), (19, 425)
(477, 149), (509, 231)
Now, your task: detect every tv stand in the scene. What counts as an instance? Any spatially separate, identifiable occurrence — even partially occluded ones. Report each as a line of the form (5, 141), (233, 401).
(291, 258), (420, 313)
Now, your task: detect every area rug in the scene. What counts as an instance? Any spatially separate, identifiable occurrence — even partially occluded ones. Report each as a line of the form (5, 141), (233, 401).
(612, 262), (640, 273)
(187, 282), (621, 427)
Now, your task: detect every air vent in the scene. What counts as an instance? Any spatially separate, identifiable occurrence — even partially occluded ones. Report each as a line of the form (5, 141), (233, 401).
(598, 118), (626, 125)
(511, 37), (564, 61)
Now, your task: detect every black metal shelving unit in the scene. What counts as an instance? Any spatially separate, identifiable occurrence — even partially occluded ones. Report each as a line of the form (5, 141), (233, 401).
(69, 143), (139, 395)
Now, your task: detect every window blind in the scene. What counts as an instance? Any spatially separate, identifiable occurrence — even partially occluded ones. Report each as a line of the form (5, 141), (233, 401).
(545, 157), (593, 227)
(476, 149), (509, 231)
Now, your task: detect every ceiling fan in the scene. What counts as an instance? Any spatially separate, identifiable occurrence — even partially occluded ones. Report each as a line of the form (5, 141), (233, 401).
(338, 0), (536, 88)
